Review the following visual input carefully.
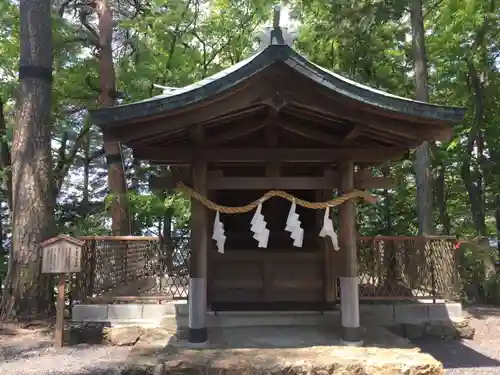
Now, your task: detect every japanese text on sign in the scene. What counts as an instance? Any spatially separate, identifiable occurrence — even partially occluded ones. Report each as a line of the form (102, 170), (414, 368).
(41, 238), (82, 274)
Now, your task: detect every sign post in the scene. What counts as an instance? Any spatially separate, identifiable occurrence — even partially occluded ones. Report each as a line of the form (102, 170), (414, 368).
(41, 235), (84, 348)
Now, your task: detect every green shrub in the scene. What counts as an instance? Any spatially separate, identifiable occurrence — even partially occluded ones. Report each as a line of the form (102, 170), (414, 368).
(457, 240), (500, 304)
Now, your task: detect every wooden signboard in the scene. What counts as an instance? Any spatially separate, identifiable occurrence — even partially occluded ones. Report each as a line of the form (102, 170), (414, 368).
(41, 235), (84, 348)
(41, 235), (83, 274)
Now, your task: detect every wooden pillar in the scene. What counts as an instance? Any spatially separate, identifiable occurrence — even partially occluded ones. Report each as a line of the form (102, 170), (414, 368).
(188, 158), (208, 343)
(338, 160), (362, 345)
(317, 188), (336, 307)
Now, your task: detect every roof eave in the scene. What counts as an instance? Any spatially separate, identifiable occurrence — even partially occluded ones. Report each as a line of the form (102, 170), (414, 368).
(90, 44), (467, 127)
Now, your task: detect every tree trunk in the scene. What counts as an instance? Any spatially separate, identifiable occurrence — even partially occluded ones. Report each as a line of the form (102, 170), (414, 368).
(1, 0), (54, 320)
(0, 99), (12, 306)
(162, 213), (174, 273)
(130, 157), (141, 235)
(0, 99), (12, 210)
(462, 59), (487, 236)
(495, 196), (500, 258)
(82, 132), (90, 211)
(381, 163), (398, 289)
(158, 168), (174, 274)
(435, 165), (451, 234)
(97, 0), (130, 236)
(431, 143), (451, 234)
(410, 0), (433, 235)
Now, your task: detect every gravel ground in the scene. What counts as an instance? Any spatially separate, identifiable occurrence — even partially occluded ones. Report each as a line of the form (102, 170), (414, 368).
(2, 307), (500, 375)
(416, 306), (500, 374)
(0, 324), (132, 375)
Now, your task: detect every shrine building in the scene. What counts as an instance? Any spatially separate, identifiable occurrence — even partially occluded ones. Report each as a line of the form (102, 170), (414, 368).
(89, 8), (466, 345)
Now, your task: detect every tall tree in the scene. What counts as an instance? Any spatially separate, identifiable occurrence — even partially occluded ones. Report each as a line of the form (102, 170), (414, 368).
(2, 0), (54, 318)
(410, 0), (433, 235)
(98, 0), (131, 235)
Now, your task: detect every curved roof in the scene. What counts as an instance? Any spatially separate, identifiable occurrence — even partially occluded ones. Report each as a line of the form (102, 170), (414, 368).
(90, 39), (466, 128)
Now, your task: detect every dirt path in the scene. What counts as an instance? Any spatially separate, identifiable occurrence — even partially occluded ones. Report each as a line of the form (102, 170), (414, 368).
(416, 306), (500, 374)
(0, 323), (131, 375)
(2, 307), (500, 375)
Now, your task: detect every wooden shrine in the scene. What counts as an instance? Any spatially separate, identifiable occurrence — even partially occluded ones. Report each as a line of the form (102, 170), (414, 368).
(90, 8), (465, 345)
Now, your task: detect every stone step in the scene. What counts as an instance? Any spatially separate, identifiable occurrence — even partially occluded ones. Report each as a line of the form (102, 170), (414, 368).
(162, 310), (341, 329)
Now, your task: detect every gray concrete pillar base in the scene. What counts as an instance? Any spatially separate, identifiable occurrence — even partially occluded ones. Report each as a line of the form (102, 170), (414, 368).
(341, 326), (363, 344)
(188, 277), (207, 344)
(188, 327), (208, 344)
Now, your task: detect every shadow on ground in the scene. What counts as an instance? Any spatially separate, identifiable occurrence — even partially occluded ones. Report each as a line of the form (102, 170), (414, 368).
(465, 305), (500, 319)
(414, 339), (500, 369)
(0, 339), (54, 361)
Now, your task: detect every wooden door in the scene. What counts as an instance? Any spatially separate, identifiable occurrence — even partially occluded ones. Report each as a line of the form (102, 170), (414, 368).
(208, 248), (326, 310)
(207, 189), (327, 310)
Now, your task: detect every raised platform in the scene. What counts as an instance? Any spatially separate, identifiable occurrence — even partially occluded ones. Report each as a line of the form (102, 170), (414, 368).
(72, 300), (463, 327)
(125, 325), (444, 375)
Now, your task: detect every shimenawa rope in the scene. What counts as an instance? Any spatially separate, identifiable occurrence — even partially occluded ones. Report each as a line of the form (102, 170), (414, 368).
(175, 182), (377, 214)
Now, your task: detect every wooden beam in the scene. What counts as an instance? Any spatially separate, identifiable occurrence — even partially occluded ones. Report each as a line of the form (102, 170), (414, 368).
(274, 71), (452, 142)
(105, 76), (271, 143)
(150, 169), (394, 190)
(262, 93), (288, 112)
(133, 147), (408, 163)
(188, 122), (207, 343)
(204, 121), (266, 146)
(281, 90), (446, 142)
(201, 104), (267, 127)
(206, 175), (394, 190)
(338, 159), (361, 342)
(132, 106), (269, 147)
(278, 121), (341, 146)
(204, 109), (278, 147)
(149, 168), (191, 190)
(341, 124), (363, 145)
(317, 188), (337, 303)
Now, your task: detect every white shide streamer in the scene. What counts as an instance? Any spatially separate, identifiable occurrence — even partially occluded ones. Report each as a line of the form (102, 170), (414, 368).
(319, 207), (340, 250)
(212, 211), (226, 254)
(250, 202), (269, 248)
(285, 201), (304, 247)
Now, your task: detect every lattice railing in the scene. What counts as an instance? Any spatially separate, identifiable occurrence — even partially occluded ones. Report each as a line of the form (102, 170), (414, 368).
(73, 235), (458, 303)
(355, 236), (459, 301)
(73, 235), (190, 302)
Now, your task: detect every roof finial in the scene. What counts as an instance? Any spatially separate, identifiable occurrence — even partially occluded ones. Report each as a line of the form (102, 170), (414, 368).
(256, 3), (297, 50)
(273, 4), (281, 28)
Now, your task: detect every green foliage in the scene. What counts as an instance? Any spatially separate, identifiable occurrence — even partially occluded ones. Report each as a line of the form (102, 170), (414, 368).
(1, 0), (500, 301)
(457, 241), (500, 304)
(126, 191), (191, 232)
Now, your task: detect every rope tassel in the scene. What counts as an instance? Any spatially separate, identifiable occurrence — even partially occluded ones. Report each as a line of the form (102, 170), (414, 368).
(176, 182), (377, 214)
(319, 207), (340, 250)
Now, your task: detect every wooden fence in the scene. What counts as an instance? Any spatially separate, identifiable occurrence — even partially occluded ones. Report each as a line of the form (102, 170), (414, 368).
(72, 235), (459, 303)
(356, 236), (459, 301)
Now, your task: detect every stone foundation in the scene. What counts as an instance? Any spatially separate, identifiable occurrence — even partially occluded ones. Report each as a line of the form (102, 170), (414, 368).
(124, 347), (443, 375)
(116, 325), (445, 375)
(72, 301), (464, 328)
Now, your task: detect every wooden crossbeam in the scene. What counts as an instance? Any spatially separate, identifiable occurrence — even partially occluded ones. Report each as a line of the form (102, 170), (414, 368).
(207, 175), (394, 190)
(204, 121), (267, 146)
(150, 170), (395, 190)
(106, 81), (270, 143)
(204, 110), (278, 147)
(287, 98), (448, 142)
(278, 122), (341, 145)
(134, 147), (408, 163)
(341, 124), (364, 145)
